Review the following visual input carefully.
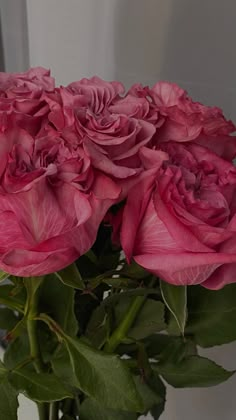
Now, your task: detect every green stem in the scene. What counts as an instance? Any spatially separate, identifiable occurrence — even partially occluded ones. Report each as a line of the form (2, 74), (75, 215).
(104, 278), (157, 353)
(25, 277), (48, 420)
(104, 295), (145, 353)
(27, 318), (45, 373)
(36, 404), (48, 420)
(75, 395), (81, 416)
(49, 401), (59, 420)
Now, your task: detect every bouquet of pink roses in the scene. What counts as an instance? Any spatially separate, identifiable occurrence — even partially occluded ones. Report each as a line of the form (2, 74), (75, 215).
(0, 67), (235, 420)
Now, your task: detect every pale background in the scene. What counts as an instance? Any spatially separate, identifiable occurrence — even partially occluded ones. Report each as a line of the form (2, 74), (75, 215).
(1, 0), (236, 419)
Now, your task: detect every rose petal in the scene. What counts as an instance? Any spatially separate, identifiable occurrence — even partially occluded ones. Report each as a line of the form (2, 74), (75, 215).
(121, 173), (157, 261)
(134, 252), (236, 285)
(153, 189), (212, 253)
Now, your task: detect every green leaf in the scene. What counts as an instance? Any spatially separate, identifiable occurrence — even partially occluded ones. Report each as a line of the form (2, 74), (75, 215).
(85, 305), (110, 349)
(133, 374), (163, 414)
(129, 299), (166, 340)
(0, 284), (26, 312)
(160, 280), (187, 335)
(9, 369), (72, 402)
(4, 333), (30, 370)
(151, 403), (165, 420)
(0, 308), (19, 331)
(120, 261), (150, 280)
(102, 277), (137, 289)
(148, 372), (166, 419)
(56, 263), (85, 290)
(38, 322), (60, 364)
(7, 278), (25, 297)
(85, 249), (100, 266)
(6, 317), (26, 340)
(0, 379), (18, 420)
(74, 284), (107, 334)
(51, 345), (78, 388)
(114, 297), (166, 340)
(0, 270), (9, 283)
(186, 284), (236, 347)
(167, 313), (183, 336)
(0, 360), (7, 380)
(102, 288), (160, 311)
(154, 355), (234, 388)
(40, 274), (78, 336)
(79, 398), (137, 420)
(64, 335), (143, 412)
(144, 334), (197, 361)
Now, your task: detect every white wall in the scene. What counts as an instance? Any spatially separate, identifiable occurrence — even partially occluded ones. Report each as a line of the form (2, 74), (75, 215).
(3, 0), (236, 418)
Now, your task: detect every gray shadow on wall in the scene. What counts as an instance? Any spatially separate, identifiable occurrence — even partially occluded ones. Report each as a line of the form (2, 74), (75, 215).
(157, 0), (236, 119)
(0, 13), (5, 71)
(113, 0), (236, 119)
(112, 0), (172, 88)
(0, 0), (29, 72)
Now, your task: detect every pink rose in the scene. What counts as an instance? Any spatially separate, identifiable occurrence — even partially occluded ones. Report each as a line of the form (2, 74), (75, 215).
(67, 76), (124, 112)
(0, 67), (55, 135)
(109, 83), (165, 128)
(0, 128), (120, 277)
(0, 67), (55, 95)
(129, 82), (236, 161)
(42, 78), (156, 181)
(149, 81), (236, 140)
(41, 77), (124, 135)
(119, 143), (236, 290)
(150, 83), (236, 163)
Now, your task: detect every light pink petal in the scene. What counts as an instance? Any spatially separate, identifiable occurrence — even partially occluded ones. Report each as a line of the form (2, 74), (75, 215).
(150, 82), (185, 107)
(139, 147), (169, 170)
(23, 67), (55, 90)
(113, 120), (155, 161)
(109, 95), (149, 118)
(0, 179), (75, 244)
(91, 171), (121, 200)
(0, 129), (33, 177)
(134, 198), (183, 255)
(202, 212), (236, 289)
(83, 138), (138, 178)
(0, 247), (78, 277)
(121, 174), (157, 261)
(202, 263), (236, 290)
(159, 118), (202, 142)
(188, 142), (236, 178)
(83, 117), (138, 146)
(0, 210), (33, 250)
(134, 252), (236, 286)
(173, 202), (233, 247)
(73, 190), (92, 226)
(0, 184), (111, 276)
(153, 189), (212, 253)
(3, 164), (57, 193)
(196, 135), (236, 161)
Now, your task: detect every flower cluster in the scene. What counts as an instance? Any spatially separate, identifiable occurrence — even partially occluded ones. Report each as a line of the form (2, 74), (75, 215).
(0, 67), (236, 289)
